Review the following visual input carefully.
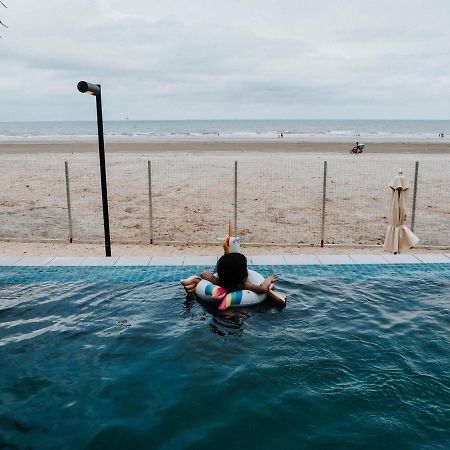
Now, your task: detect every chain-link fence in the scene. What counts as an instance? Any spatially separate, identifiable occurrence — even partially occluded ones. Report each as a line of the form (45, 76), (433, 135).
(1, 157), (449, 247)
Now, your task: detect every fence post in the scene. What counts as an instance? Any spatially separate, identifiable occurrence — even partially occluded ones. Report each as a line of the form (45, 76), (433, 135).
(320, 160), (327, 247)
(411, 161), (419, 232)
(234, 160), (238, 235)
(64, 161), (73, 243)
(148, 161), (154, 244)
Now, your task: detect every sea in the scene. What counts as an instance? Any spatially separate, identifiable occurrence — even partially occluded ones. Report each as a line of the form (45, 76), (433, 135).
(0, 119), (449, 142)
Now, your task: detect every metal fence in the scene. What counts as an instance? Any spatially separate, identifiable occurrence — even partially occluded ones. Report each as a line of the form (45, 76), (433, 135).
(1, 157), (449, 247)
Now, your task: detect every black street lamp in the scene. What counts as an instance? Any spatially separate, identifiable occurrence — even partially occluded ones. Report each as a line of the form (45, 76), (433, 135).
(77, 81), (111, 257)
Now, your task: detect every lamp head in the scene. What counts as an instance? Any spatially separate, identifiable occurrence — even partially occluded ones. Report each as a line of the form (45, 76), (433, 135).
(77, 81), (101, 96)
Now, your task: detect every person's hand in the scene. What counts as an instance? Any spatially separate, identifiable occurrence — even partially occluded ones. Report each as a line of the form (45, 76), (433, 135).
(270, 274), (279, 284)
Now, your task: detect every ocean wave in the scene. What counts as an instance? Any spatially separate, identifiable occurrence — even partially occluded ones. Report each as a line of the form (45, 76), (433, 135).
(0, 119), (448, 142)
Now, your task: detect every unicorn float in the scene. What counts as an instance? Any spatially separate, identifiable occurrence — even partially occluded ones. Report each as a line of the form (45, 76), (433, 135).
(181, 225), (286, 310)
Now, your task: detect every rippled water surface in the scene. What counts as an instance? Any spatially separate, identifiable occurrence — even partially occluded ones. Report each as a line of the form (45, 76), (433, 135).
(0, 265), (449, 450)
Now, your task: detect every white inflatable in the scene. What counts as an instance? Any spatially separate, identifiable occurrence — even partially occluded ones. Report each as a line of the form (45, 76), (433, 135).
(195, 269), (266, 310)
(180, 223), (286, 310)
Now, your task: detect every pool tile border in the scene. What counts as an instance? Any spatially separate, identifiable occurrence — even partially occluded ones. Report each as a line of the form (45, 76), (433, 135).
(316, 255), (355, 265)
(0, 256), (25, 266)
(114, 256), (152, 266)
(283, 255), (321, 265)
(349, 255), (388, 264)
(14, 256), (55, 266)
(80, 256), (120, 266)
(47, 257), (87, 267)
(183, 256), (218, 266)
(413, 254), (450, 263)
(250, 255), (286, 265)
(1, 253), (449, 267)
(148, 256), (185, 266)
(382, 254), (421, 264)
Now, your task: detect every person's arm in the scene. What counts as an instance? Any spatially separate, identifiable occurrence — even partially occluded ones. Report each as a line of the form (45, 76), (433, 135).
(201, 271), (219, 285)
(244, 274), (278, 294)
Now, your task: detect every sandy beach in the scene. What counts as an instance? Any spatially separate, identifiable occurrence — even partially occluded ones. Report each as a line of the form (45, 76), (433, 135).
(1, 140), (449, 155)
(1, 140), (450, 253)
(0, 240), (448, 257)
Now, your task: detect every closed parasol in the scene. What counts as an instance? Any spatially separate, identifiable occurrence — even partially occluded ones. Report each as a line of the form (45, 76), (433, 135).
(383, 169), (419, 253)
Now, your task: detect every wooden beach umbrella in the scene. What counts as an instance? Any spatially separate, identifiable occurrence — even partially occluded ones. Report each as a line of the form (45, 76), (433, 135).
(383, 169), (419, 253)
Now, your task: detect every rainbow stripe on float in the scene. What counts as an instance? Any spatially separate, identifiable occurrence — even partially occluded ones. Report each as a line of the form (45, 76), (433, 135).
(204, 283), (226, 300)
(219, 291), (243, 310)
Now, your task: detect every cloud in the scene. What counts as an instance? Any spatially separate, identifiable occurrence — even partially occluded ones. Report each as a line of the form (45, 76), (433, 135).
(1, 0), (450, 120)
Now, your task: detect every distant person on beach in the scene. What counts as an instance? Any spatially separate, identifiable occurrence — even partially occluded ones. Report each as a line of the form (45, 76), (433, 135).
(201, 253), (278, 295)
(281, 132), (283, 138)
(350, 141), (364, 154)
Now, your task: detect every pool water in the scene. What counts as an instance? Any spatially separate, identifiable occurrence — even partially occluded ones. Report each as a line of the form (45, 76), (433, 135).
(0, 265), (449, 450)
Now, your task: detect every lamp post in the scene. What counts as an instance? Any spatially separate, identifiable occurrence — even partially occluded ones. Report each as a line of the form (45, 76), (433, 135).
(77, 81), (111, 257)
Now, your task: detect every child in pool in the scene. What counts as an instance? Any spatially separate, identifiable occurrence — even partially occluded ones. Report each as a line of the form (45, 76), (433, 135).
(200, 252), (278, 294)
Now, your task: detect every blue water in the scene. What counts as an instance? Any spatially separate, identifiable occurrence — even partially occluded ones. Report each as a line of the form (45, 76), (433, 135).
(0, 119), (449, 142)
(0, 264), (449, 450)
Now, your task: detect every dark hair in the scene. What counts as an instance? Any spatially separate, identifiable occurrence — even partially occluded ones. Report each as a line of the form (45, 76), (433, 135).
(217, 253), (248, 293)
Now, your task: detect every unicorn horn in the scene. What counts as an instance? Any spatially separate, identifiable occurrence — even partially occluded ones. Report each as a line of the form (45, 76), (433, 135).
(228, 221), (234, 237)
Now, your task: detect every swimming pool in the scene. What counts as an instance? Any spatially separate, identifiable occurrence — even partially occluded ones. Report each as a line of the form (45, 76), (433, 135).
(0, 264), (449, 449)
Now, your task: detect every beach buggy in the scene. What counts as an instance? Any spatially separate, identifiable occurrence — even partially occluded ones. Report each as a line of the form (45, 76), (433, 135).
(350, 142), (365, 154)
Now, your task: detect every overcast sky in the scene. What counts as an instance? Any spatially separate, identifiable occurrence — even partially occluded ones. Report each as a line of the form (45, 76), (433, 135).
(1, 0), (450, 121)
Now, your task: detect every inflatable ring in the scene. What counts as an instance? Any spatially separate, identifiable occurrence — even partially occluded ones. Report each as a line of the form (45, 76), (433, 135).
(195, 270), (266, 310)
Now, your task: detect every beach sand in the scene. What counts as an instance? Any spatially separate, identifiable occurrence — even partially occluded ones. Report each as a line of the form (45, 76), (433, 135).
(0, 241), (447, 257)
(1, 140), (449, 253)
(1, 140), (450, 155)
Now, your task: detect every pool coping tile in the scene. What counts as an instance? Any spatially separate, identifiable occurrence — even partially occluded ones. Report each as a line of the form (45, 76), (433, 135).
(250, 255), (287, 265)
(414, 254), (450, 264)
(47, 257), (87, 267)
(14, 256), (55, 266)
(148, 256), (185, 266)
(0, 256), (25, 266)
(349, 254), (389, 265)
(114, 256), (152, 266)
(80, 256), (120, 266)
(3, 253), (450, 267)
(316, 255), (355, 265)
(183, 256), (218, 266)
(381, 254), (421, 264)
(283, 255), (321, 265)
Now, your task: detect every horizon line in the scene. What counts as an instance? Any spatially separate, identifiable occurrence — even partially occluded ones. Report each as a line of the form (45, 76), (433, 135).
(1, 118), (450, 123)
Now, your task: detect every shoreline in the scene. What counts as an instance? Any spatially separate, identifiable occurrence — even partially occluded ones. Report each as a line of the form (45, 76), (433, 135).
(0, 140), (449, 155)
